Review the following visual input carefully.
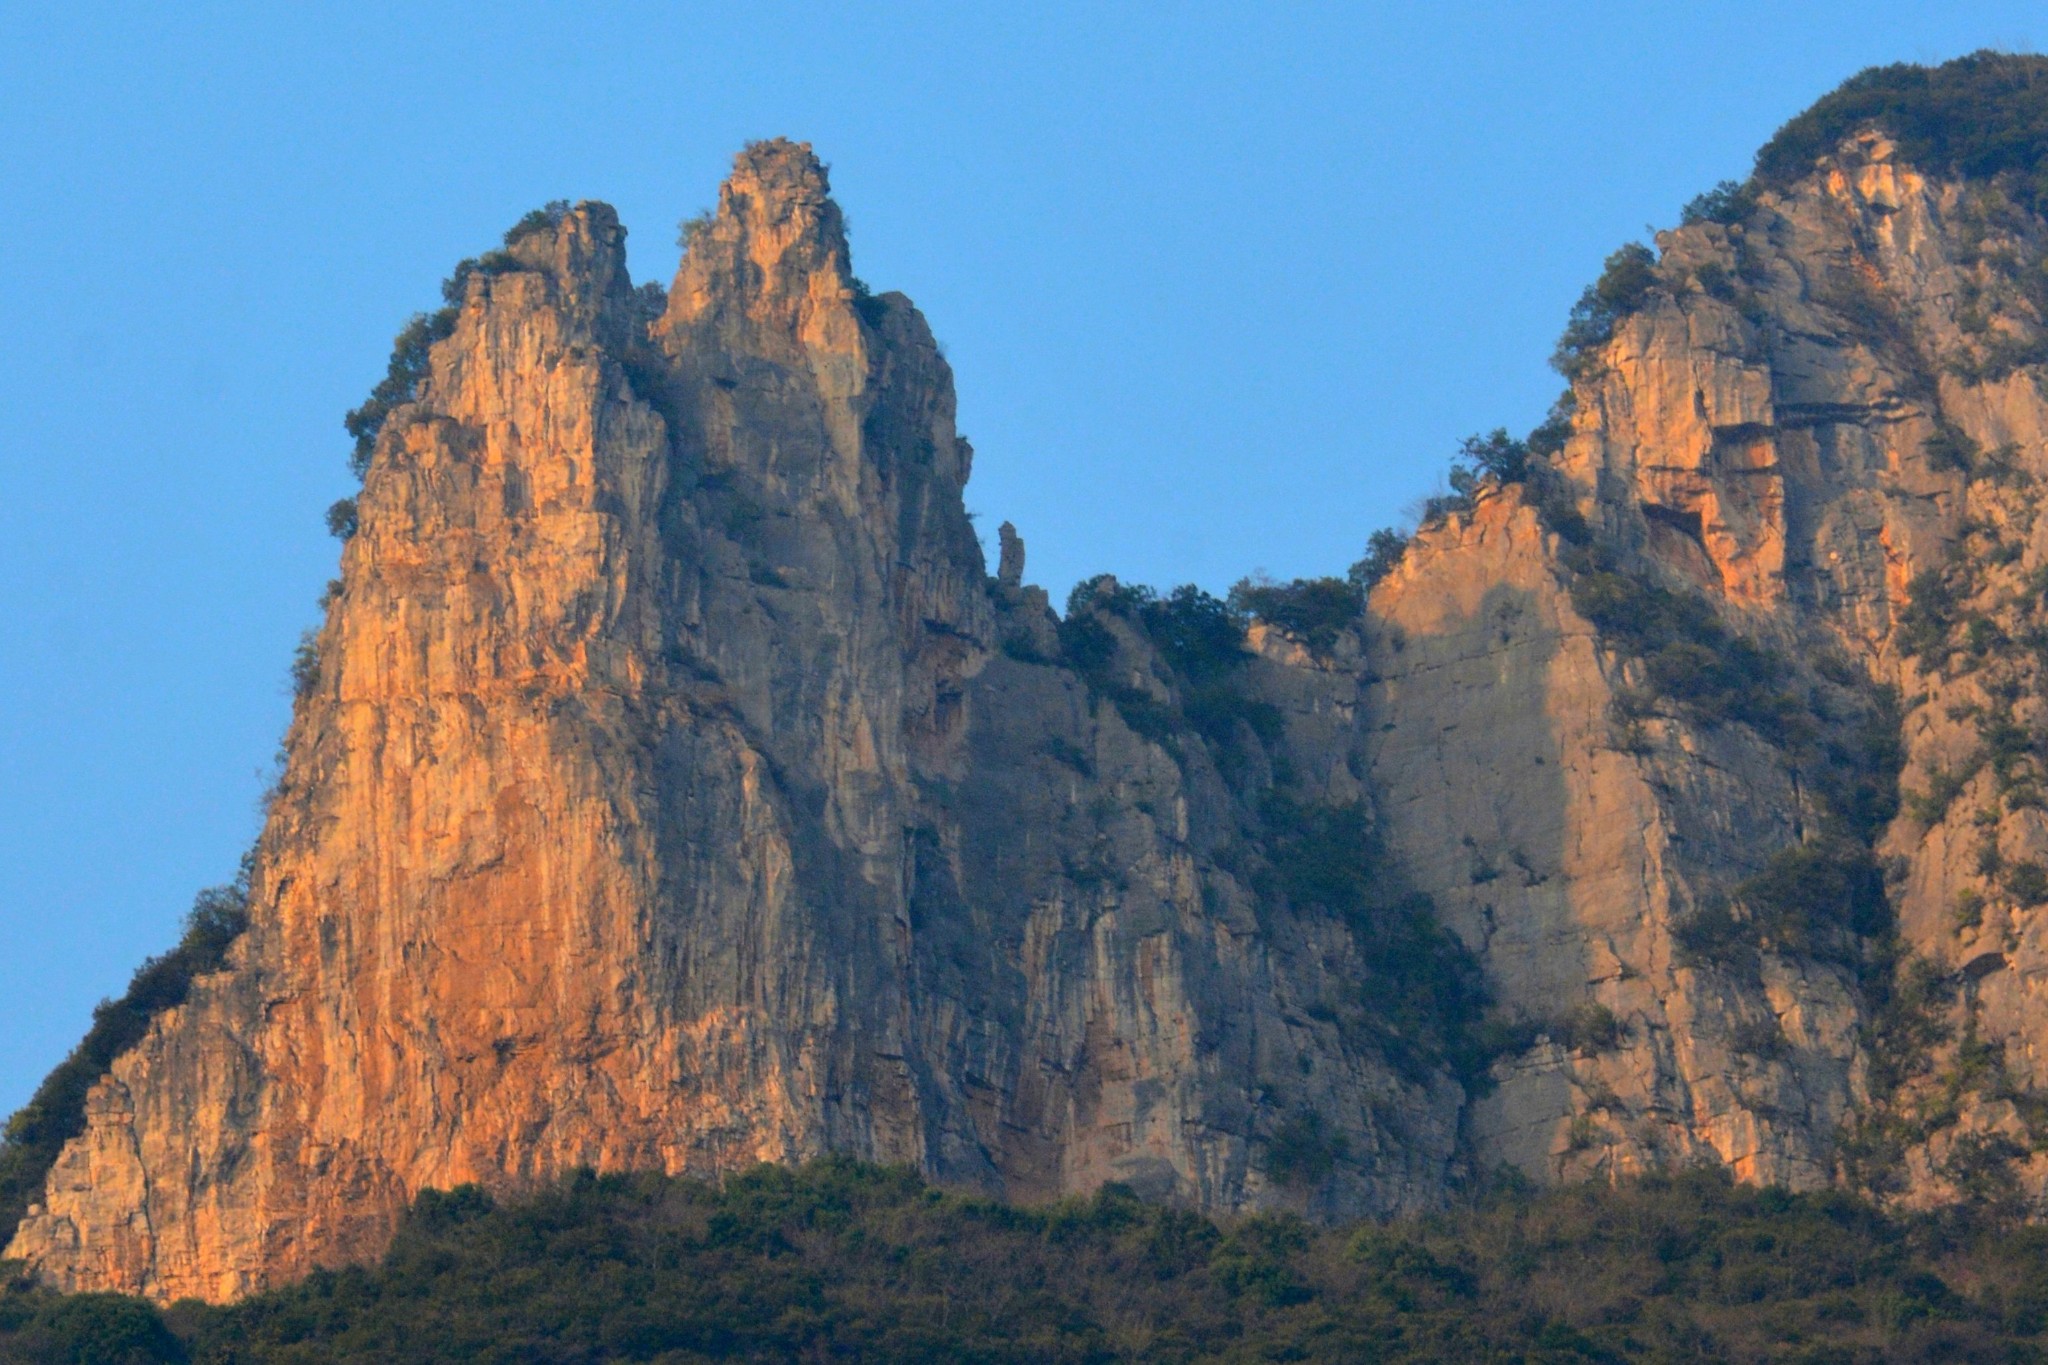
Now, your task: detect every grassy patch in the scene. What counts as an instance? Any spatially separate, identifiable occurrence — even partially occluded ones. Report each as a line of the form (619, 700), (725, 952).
(1564, 545), (1802, 739)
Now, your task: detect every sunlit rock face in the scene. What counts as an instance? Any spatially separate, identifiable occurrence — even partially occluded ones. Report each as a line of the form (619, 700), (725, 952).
(22, 113), (2048, 1303)
(3, 142), (1460, 1302)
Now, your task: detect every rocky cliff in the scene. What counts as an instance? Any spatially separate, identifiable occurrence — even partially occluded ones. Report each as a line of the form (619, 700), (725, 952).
(1366, 70), (2048, 1204)
(18, 54), (2048, 1303)
(2, 141), (1466, 1302)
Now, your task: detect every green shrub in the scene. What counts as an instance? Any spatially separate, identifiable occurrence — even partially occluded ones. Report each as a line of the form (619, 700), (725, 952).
(1347, 527), (1409, 593)
(1552, 242), (1659, 381)
(1896, 568), (1962, 663)
(1208, 1215), (1314, 1308)
(1257, 796), (1488, 1081)
(1057, 579), (1250, 747)
(502, 198), (571, 246)
(1694, 260), (1737, 298)
(1675, 841), (1888, 974)
(343, 202), (571, 483)
(1754, 52), (2048, 214)
(435, 251), (519, 310)
(848, 275), (889, 327)
(676, 208), (714, 251)
(1681, 178), (1759, 226)
(2005, 859), (2048, 905)
(1418, 483), (1473, 527)
(1816, 684), (1905, 842)
(1053, 601), (1118, 674)
(323, 497), (357, 542)
(1981, 707), (2037, 790)
(1731, 1014), (1789, 1060)
(1964, 612), (2010, 659)
(631, 279), (667, 320)
(1856, 954), (1956, 1142)
(1139, 585), (1248, 681)
(1944, 1132), (2029, 1211)
(1954, 330), (2048, 385)
(1556, 1002), (1622, 1053)
(1263, 1111), (1348, 1189)
(1905, 756), (1978, 825)
(1526, 391), (1576, 459)
(1183, 686), (1284, 754)
(289, 628), (322, 699)
(1063, 574), (1153, 623)
(1924, 423), (1982, 473)
(1456, 428), (1529, 483)
(1529, 476), (1592, 545)
(1737, 838), (1889, 964)
(1409, 427), (1550, 532)
(1815, 269), (1912, 351)
(1566, 548), (1797, 737)
(1673, 896), (1747, 970)
(343, 310), (454, 479)
(1227, 576), (1362, 654)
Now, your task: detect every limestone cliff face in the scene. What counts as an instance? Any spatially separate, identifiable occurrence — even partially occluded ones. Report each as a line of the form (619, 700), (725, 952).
(4, 142), (1460, 1302)
(1364, 127), (2048, 1199)
(1366, 489), (1861, 1188)
(23, 113), (2048, 1304)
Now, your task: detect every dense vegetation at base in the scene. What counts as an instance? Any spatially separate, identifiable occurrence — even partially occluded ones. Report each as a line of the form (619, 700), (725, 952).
(0, 873), (250, 1244)
(12, 1159), (2048, 1363)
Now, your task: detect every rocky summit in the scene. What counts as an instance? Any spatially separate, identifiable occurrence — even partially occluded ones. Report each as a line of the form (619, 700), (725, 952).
(18, 54), (2048, 1307)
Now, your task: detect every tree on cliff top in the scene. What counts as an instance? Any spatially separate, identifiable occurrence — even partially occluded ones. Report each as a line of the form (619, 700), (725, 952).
(1755, 51), (2048, 210)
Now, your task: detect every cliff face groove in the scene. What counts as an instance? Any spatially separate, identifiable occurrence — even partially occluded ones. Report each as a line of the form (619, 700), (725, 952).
(22, 75), (2048, 1300)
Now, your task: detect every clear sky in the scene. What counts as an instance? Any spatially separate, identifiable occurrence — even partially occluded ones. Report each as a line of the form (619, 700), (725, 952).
(0, 2), (2041, 1115)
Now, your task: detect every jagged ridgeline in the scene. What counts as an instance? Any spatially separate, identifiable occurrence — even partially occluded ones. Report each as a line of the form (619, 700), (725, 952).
(14, 50), (2048, 1316)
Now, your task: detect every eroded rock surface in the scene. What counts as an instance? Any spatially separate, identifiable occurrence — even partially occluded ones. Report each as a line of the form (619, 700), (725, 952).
(23, 119), (2048, 1302)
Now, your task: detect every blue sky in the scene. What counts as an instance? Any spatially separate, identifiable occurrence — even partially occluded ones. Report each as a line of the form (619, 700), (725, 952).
(0, 2), (2040, 1115)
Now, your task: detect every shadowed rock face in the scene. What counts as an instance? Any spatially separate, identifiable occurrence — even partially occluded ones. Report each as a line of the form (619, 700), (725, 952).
(22, 119), (2048, 1302)
(1370, 128), (2048, 1201)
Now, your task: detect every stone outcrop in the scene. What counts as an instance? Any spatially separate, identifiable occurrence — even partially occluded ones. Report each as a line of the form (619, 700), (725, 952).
(21, 96), (2048, 1303)
(1365, 124), (2048, 1199)
(1366, 488), (1861, 1188)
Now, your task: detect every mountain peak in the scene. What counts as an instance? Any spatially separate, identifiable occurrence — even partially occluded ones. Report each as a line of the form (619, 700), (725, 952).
(663, 137), (858, 347)
(728, 137), (835, 213)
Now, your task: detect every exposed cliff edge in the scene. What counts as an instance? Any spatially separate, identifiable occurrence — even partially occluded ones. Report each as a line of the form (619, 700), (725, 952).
(18, 53), (2048, 1303)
